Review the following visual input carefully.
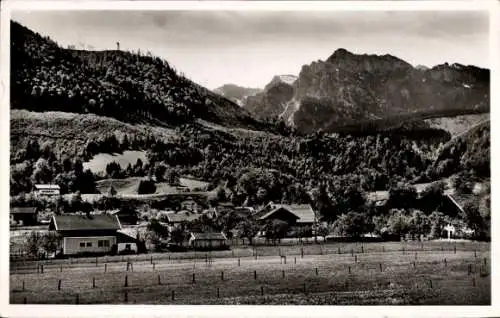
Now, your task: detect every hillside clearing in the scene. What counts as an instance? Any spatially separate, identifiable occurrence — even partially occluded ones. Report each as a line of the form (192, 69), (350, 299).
(83, 151), (147, 174)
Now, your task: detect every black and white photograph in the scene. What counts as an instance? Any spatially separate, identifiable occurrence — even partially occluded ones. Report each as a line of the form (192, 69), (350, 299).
(1, 0), (497, 314)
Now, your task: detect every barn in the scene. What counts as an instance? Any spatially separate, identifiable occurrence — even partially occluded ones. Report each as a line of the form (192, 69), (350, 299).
(189, 232), (228, 250)
(257, 203), (316, 226)
(48, 214), (122, 256)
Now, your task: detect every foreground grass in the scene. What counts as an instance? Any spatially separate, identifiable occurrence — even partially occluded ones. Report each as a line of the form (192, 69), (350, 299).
(10, 241), (490, 305)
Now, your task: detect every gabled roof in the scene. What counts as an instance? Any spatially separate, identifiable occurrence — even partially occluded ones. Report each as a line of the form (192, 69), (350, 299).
(165, 211), (201, 223)
(116, 230), (138, 243)
(11, 207), (36, 214)
(49, 214), (121, 231)
(258, 203), (316, 223)
(34, 184), (60, 190)
(110, 208), (139, 216)
(191, 232), (227, 240)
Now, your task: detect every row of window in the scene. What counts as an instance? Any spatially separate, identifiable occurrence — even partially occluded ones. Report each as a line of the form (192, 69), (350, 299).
(79, 240), (110, 248)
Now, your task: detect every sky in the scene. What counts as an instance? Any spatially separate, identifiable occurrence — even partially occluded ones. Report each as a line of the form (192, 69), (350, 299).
(11, 10), (489, 90)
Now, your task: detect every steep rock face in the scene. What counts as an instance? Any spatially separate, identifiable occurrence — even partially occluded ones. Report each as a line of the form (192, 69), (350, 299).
(213, 84), (262, 107)
(244, 75), (298, 120)
(290, 49), (489, 133)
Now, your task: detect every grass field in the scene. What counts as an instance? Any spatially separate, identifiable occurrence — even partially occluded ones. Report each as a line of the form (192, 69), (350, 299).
(10, 241), (490, 305)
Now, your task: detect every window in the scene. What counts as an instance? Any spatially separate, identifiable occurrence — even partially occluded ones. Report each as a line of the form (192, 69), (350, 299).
(86, 242), (92, 247)
(98, 240), (110, 247)
(80, 242), (85, 247)
(125, 244), (131, 250)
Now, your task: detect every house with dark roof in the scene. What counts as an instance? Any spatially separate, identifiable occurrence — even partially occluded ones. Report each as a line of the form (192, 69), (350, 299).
(180, 197), (199, 212)
(256, 203), (317, 227)
(116, 230), (139, 254)
(10, 207), (37, 226)
(48, 214), (122, 256)
(188, 232), (228, 250)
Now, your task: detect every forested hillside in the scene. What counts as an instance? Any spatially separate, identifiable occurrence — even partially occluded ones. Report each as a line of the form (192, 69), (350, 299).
(10, 21), (268, 131)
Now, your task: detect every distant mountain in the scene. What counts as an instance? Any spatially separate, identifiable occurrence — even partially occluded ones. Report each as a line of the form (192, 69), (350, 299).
(10, 21), (270, 131)
(243, 75), (298, 120)
(243, 48), (489, 133)
(213, 84), (262, 107)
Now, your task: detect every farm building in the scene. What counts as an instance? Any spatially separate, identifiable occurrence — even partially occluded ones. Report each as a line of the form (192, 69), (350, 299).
(48, 214), (122, 256)
(116, 231), (139, 254)
(257, 203), (317, 227)
(110, 206), (140, 225)
(33, 184), (60, 197)
(189, 232), (228, 250)
(10, 207), (37, 226)
(163, 211), (202, 227)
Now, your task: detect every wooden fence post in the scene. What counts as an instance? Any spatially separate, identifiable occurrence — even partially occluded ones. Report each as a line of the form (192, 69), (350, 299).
(124, 291), (128, 303)
(354, 255), (357, 263)
(221, 271), (224, 281)
(22, 280), (25, 292)
(158, 275), (161, 285)
(484, 257), (487, 266)
(58, 279), (61, 290)
(124, 275), (128, 287)
(76, 294), (79, 304)
(192, 273), (196, 283)
(379, 263), (382, 272)
(454, 245), (456, 254)
(92, 277), (96, 288)
(254, 270), (257, 280)
(429, 279), (433, 289)
(23, 297), (27, 304)
(301, 248), (304, 258)
(338, 247), (341, 254)
(413, 261), (416, 269)
(351, 249), (354, 257)
(105, 263), (107, 273)
(294, 257), (297, 264)
(315, 268), (318, 276)
(348, 266), (351, 274)
(171, 290), (175, 301)
(361, 245), (364, 254)
(444, 258), (447, 266)
(40, 265), (44, 274)
(261, 286), (264, 296)
(474, 250), (477, 258)
(473, 277), (476, 287)
(150, 256), (153, 264)
(282, 270), (285, 278)
(303, 283), (306, 293)
(238, 257), (241, 266)
(217, 287), (220, 298)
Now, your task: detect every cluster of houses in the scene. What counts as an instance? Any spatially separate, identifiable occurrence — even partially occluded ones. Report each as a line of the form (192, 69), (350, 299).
(10, 182), (481, 258)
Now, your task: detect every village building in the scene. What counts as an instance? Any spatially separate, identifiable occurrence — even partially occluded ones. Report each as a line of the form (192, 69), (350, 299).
(180, 197), (198, 212)
(33, 184), (60, 197)
(116, 231), (139, 254)
(255, 203), (317, 237)
(110, 207), (140, 225)
(188, 232), (228, 250)
(10, 207), (37, 226)
(48, 214), (123, 256)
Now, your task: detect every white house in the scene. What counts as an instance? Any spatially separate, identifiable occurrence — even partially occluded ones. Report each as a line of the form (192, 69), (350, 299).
(34, 184), (60, 197)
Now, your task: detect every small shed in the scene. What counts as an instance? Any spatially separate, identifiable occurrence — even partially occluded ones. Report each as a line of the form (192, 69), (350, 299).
(189, 232), (228, 250)
(116, 231), (138, 254)
(10, 207), (37, 226)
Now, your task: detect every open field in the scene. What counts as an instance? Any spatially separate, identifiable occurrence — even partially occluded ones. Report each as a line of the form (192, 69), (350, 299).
(10, 241), (490, 305)
(83, 151), (147, 174)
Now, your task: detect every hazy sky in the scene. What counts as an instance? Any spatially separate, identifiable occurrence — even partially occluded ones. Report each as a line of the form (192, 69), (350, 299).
(12, 10), (489, 89)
